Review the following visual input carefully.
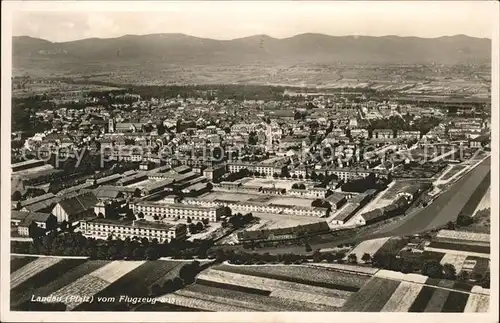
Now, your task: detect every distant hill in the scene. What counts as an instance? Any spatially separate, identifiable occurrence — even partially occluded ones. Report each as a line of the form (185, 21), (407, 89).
(13, 33), (491, 68)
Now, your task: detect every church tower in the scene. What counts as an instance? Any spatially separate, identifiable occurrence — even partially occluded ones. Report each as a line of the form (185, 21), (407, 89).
(108, 118), (115, 133)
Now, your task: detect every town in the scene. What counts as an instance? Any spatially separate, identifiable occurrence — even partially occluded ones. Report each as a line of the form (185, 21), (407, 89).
(6, 4), (494, 314)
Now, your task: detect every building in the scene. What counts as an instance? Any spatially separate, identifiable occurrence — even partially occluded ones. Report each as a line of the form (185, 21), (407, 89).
(203, 165), (226, 181)
(397, 130), (421, 139)
(132, 202), (224, 222)
(51, 192), (99, 223)
(183, 197), (329, 218)
(79, 218), (187, 242)
(288, 187), (329, 199)
(330, 202), (362, 225)
(228, 159), (288, 177)
(350, 129), (369, 139)
(372, 129), (394, 139)
(11, 211), (57, 236)
(326, 193), (348, 210)
(237, 222), (330, 243)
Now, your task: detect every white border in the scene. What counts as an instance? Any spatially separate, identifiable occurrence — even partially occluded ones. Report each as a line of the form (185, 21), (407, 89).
(1, 1), (499, 322)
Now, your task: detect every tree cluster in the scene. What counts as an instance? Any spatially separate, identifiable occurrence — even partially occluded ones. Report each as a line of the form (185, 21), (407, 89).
(14, 231), (214, 260)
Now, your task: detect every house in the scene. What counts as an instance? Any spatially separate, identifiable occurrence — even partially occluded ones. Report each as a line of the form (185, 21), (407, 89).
(51, 192), (99, 223)
(326, 193), (348, 210)
(372, 129), (394, 139)
(12, 211), (58, 236)
(203, 165), (226, 181)
(237, 222), (330, 242)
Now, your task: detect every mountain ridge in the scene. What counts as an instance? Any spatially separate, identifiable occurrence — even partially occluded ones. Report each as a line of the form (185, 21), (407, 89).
(12, 33), (491, 68)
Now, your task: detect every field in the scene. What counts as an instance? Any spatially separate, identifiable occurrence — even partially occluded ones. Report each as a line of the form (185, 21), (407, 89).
(154, 264), (373, 311)
(11, 257), (63, 289)
(348, 237), (392, 260)
(76, 260), (186, 310)
(11, 258), (89, 307)
(381, 282), (423, 312)
(214, 264), (370, 290)
(342, 277), (402, 311)
(10, 256), (37, 273)
(10, 257), (490, 312)
(12, 260), (110, 308)
(463, 294), (490, 312)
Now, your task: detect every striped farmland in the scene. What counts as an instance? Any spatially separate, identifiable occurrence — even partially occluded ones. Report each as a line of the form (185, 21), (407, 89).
(11, 257), (62, 289)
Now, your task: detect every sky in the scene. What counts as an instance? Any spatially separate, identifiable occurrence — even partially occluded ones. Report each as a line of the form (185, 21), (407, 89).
(10, 1), (496, 42)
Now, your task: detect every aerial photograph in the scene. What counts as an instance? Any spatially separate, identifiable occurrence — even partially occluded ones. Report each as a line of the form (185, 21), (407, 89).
(3, 0), (497, 318)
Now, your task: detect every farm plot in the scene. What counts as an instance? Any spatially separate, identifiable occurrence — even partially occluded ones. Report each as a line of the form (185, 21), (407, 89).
(11, 257), (62, 289)
(423, 288), (450, 312)
(197, 268), (350, 307)
(12, 260), (110, 308)
(348, 237), (392, 260)
(49, 261), (144, 311)
(381, 281), (423, 312)
(463, 294), (490, 312)
(10, 259), (88, 306)
(77, 260), (184, 311)
(441, 291), (470, 312)
(10, 256), (37, 273)
(440, 254), (468, 273)
(182, 283), (339, 311)
(408, 286), (436, 312)
(156, 292), (252, 312)
(342, 277), (401, 312)
(215, 264), (369, 290)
